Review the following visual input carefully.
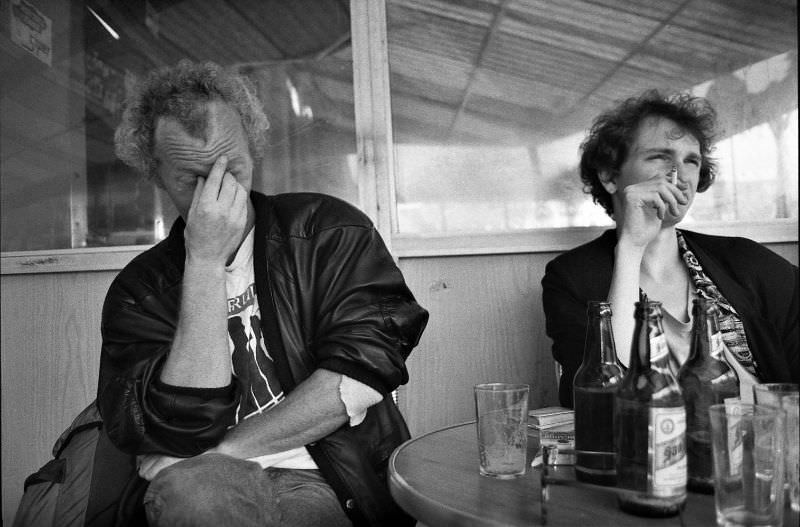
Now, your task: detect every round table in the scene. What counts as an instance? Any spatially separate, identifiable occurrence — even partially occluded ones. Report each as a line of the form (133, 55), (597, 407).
(388, 421), (716, 526)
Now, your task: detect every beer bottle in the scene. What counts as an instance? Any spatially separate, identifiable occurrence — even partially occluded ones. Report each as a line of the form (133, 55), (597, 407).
(615, 301), (686, 516)
(677, 298), (739, 493)
(573, 301), (624, 486)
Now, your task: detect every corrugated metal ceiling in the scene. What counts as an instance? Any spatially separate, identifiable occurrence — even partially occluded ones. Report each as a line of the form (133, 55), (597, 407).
(72, 0), (800, 144)
(386, 0), (797, 142)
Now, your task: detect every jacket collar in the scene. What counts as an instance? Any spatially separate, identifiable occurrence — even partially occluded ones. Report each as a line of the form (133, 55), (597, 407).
(679, 229), (757, 321)
(250, 192), (297, 391)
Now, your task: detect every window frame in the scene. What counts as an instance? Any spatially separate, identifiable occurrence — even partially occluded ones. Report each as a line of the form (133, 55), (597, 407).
(1, 0), (797, 275)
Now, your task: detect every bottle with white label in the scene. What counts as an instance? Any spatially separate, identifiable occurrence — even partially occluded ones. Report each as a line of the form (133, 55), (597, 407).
(678, 298), (739, 493)
(615, 300), (687, 516)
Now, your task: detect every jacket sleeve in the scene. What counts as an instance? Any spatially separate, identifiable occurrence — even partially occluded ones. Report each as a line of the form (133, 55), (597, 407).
(98, 272), (239, 456)
(299, 224), (428, 396)
(541, 257), (587, 408)
(780, 265), (799, 382)
(752, 244), (800, 382)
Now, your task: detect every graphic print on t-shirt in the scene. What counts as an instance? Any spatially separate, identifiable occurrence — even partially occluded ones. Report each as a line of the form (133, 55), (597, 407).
(227, 283), (284, 422)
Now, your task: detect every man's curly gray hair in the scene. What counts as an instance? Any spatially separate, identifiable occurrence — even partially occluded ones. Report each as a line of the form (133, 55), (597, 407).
(115, 60), (269, 181)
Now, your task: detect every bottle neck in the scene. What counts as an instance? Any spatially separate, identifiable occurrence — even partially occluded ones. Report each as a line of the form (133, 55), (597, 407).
(598, 315), (618, 364)
(629, 315), (647, 371)
(631, 304), (671, 373)
(582, 313), (620, 365)
(688, 300), (725, 363)
(688, 307), (709, 363)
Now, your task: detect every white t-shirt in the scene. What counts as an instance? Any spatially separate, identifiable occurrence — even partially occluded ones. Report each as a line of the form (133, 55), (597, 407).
(225, 228), (382, 469)
(661, 282), (694, 372)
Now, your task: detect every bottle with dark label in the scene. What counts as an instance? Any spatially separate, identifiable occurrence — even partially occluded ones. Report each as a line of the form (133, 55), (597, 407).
(573, 301), (625, 486)
(615, 301), (686, 516)
(677, 298), (739, 493)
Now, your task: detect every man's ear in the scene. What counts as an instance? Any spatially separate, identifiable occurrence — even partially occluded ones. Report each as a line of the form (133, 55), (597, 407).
(598, 169), (617, 194)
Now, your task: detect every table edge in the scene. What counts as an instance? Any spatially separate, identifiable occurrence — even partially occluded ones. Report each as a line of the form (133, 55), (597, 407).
(389, 421), (513, 527)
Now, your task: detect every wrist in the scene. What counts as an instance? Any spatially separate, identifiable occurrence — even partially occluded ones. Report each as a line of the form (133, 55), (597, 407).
(614, 239), (646, 273)
(615, 234), (648, 254)
(185, 254), (228, 274)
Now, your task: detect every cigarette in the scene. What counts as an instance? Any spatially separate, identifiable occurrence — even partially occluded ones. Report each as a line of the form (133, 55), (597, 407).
(669, 166), (677, 185)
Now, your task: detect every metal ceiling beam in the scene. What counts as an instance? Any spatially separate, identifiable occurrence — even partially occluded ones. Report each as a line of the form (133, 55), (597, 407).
(445, 0), (513, 139)
(223, 0), (289, 59)
(566, 0), (694, 113)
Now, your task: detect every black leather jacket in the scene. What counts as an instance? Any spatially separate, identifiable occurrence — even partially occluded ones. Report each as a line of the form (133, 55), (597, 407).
(98, 192), (428, 526)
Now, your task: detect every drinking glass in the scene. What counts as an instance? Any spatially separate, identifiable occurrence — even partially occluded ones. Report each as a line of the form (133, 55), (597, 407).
(753, 383), (799, 513)
(474, 383), (529, 478)
(753, 383), (800, 408)
(709, 402), (785, 527)
(782, 394), (800, 514)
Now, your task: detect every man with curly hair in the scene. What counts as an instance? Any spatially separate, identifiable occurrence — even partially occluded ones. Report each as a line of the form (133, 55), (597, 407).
(542, 90), (798, 407)
(99, 61), (428, 526)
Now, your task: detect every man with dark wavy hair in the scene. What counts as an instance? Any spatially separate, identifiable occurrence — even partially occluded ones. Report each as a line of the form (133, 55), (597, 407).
(542, 89), (798, 407)
(100, 60), (428, 526)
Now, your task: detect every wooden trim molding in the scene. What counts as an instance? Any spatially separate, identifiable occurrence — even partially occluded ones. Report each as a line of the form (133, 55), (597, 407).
(351, 0), (397, 253)
(391, 220), (799, 257)
(2, 220), (795, 274)
(1, 246), (146, 275)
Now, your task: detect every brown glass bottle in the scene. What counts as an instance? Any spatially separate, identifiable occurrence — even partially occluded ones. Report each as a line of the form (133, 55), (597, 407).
(573, 301), (625, 486)
(615, 301), (686, 517)
(677, 298), (739, 493)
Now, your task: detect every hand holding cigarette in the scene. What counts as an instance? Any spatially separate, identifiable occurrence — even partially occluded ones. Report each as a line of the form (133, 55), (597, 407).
(668, 165), (677, 185)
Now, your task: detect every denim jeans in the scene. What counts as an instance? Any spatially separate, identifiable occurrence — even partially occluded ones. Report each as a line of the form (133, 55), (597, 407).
(143, 453), (352, 527)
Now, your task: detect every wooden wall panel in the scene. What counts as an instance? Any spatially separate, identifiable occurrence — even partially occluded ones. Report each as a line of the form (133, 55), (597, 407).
(1, 271), (116, 524)
(396, 253), (562, 436)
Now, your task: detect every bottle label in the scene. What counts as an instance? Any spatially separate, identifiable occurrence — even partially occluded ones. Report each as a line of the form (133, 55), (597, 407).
(649, 334), (669, 364)
(710, 331), (724, 358)
(650, 407), (686, 496)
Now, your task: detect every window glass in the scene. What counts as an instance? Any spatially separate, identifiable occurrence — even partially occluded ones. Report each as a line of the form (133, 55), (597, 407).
(1, 0), (355, 251)
(386, 0), (798, 235)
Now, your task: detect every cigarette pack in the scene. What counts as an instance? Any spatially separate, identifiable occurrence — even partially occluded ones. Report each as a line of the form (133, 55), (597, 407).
(538, 422), (575, 444)
(528, 406), (574, 429)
